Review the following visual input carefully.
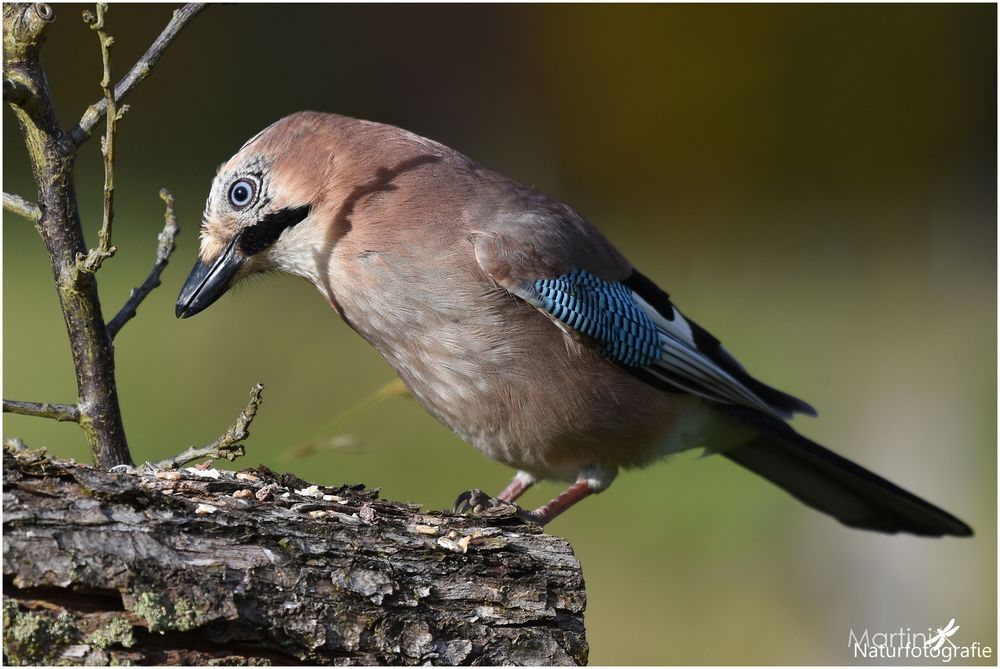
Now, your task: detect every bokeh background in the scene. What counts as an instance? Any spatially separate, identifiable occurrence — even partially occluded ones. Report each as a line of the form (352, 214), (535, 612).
(3, 4), (995, 664)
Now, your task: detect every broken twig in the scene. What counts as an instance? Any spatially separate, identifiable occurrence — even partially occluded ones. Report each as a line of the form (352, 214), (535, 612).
(3, 192), (41, 222)
(3, 400), (81, 423)
(155, 384), (264, 469)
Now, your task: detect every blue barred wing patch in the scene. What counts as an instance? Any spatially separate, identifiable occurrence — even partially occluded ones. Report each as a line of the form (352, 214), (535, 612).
(533, 270), (662, 367)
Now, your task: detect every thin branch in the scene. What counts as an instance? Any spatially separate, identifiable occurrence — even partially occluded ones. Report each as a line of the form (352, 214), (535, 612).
(107, 189), (180, 339)
(70, 3), (205, 147)
(155, 384), (265, 470)
(3, 400), (81, 423)
(3, 192), (41, 222)
(77, 4), (121, 274)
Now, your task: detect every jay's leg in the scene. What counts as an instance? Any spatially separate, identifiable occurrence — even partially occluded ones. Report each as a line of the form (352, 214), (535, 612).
(522, 466), (614, 525)
(456, 468), (609, 525)
(497, 470), (537, 503)
(523, 480), (594, 526)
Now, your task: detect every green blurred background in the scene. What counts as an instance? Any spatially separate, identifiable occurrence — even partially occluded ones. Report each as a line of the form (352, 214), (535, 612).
(3, 4), (995, 664)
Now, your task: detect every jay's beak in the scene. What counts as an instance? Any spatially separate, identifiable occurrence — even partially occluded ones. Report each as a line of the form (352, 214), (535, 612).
(175, 237), (245, 318)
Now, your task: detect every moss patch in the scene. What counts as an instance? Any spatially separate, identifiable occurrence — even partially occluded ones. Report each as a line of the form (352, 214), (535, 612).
(132, 592), (202, 633)
(2, 598), (82, 665)
(87, 615), (135, 649)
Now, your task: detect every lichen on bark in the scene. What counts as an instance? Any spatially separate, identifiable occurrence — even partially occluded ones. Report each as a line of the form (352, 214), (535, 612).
(3, 446), (589, 665)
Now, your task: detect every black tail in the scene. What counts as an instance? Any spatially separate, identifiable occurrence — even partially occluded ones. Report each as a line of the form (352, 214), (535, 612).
(720, 409), (973, 537)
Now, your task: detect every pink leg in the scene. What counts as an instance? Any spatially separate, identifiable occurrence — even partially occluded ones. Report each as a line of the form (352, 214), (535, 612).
(526, 480), (594, 525)
(497, 471), (536, 503)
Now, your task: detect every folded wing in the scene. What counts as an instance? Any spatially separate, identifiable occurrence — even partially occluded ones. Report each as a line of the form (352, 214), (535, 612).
(473, 224), (813, 419)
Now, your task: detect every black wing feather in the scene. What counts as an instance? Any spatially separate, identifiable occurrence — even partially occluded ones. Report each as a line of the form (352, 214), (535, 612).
(624, 269), (816, 418)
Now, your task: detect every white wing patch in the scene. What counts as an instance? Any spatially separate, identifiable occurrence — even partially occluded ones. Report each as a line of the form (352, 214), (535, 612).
(631, 293), (695, 347)
(631, 291), (783, 418)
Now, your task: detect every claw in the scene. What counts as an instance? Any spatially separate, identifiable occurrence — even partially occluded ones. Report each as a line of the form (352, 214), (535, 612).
(453, 488), (515, 516)
(453, 488), (479, 514)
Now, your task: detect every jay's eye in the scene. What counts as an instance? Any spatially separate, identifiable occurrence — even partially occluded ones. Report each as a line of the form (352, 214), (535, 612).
(228, 178), (257, 209)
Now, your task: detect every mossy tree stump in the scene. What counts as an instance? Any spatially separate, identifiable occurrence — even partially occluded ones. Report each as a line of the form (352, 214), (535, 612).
(2, 446), (588, 665)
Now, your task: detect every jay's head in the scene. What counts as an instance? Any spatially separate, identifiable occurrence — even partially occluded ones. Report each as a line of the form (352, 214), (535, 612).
(177, 111), (450, 318)
(176, 113), (335, 318)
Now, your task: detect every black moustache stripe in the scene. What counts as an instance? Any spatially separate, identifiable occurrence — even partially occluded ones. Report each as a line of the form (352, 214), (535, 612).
(238, 205), (312, 256)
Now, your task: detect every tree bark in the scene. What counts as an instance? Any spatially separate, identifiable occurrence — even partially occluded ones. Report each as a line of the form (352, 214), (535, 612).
(2, 446), (589, 665)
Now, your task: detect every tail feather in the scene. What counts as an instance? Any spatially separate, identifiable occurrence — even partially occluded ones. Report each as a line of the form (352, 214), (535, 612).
(720, 410), (972, 537)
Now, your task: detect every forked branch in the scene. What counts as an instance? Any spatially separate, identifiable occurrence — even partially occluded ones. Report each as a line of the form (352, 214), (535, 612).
(107, 189), (180, 339)
(3, 3), (205, 468)
(70, 3), (205, 146)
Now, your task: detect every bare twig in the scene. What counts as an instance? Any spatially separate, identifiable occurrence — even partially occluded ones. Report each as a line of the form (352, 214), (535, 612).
(155, 384), (265, 469)
(70, 3), (205, 147)
(3, 400), (81, 423)
(3, 192), (41, 222)
(77, 3), (120, 273)
(107, 189), (180, 339)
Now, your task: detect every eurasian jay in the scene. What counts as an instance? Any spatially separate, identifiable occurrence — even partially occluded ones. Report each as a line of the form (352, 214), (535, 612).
(177, 111), (971, 536)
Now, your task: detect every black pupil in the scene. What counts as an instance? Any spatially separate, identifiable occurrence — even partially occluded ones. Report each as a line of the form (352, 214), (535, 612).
(232, 183), (251, 205)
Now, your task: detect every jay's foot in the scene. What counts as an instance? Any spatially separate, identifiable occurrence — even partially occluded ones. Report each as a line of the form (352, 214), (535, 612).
(454, 480), (595, 526)
(453, 488), (517, 516)
(453, 489), (549, 525)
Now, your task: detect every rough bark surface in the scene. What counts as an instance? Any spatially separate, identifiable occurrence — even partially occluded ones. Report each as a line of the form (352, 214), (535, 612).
(2, 447), (588, 665)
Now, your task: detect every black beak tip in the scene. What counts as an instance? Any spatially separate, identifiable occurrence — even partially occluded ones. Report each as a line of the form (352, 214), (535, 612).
(175, 242), (246, 321)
